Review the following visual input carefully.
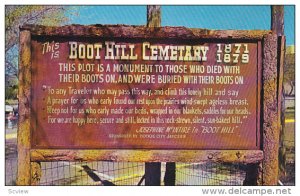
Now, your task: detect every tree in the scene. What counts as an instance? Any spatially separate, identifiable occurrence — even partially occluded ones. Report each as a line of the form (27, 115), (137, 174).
(5, 5), (77, 76)
(283, 46), (295, 96)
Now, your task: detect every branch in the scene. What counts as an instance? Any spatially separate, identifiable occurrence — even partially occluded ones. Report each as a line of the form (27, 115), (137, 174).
(5, 60), (18, 76)
(25, 6), (64, 24)
(5, 6), (66, 54)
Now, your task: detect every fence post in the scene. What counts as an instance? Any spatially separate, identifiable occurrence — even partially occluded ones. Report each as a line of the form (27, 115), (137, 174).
(262, 33), (279, 186)
(245, 6), (284, 186)
(144, 5), (162, 186)
(145, 163), (161, 185)
(17, 30), (32, 185)
(271, 6), (284, 36)
(147, 5), (161, 27)
(243, 163), (260, 185)
(271, 5), (286, 181)
(261, 5), (285, 185)
(164, 162), (176, 185)
(31, 162), (41, 185)
(278, 35), (286, 178)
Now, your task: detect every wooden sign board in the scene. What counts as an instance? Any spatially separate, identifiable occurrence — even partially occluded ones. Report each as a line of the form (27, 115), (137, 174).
(18, 24), (281, 185)
(29, 28), (261, 149)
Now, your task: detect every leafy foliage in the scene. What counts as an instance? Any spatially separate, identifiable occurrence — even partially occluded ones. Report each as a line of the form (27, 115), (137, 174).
(5, 84), (18, 100)
(5, 5), (77, 76)
(5, 6), (78, 100)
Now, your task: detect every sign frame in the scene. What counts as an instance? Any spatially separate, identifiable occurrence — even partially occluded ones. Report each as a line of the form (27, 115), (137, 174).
(17, 24), (279, 185)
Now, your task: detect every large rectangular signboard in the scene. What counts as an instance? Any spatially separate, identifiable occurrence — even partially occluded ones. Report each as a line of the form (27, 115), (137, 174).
(30, 26), (261, 149)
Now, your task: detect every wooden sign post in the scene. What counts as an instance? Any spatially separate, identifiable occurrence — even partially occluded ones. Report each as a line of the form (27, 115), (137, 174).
(145, 5), (162, 186)
(16, 7), (283, 186)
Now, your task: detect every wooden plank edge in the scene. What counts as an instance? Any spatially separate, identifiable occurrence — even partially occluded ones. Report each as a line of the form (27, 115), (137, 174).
(262, 34), (279, 185)
(20, 24), (271, 39)
(30, 149), (263, 164)
(16, 30), (32, 185)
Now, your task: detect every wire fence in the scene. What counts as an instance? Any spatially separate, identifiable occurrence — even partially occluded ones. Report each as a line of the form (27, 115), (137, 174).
(6, 156), (251, 186)
(5, 139), (295, 186)
(39, 161), (145, 185)
(5, 141), (295, 186)
(175, 162), (246, 186)
(5, 151), (295, 186)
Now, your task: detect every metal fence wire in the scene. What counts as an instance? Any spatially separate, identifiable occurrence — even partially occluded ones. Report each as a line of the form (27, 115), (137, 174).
(39, 161), (145, 186)
(5, 131), (295, 186)
(175, 162), (246, 186)
(6, 156), (296, 185)
(6, 156), (252, 186)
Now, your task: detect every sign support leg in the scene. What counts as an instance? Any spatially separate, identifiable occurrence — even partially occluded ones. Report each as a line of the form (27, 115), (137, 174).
(31, 162), (41, 185)
(145, 163), (161, 186)
(243, 163), (260, 185)
(262, 34), (279, 185)
(144, 5), (164, 186)
(164, 162), (176, 186)
(17, 30), (32, 185)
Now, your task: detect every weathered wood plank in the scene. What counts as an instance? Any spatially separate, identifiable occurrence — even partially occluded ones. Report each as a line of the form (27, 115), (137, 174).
(271, 6), (284, 36)
(31, 162), (41, 185)
(278, 36), (286, 177)
(17, 30), (32, 185)
(20, 24), (271, 40)
(147, 5), (161, 27)
(30, 149), (263, 163)
(145, 5), (162, 186)
(262, 34), (279, 185)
